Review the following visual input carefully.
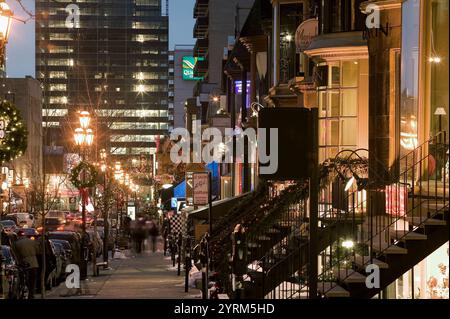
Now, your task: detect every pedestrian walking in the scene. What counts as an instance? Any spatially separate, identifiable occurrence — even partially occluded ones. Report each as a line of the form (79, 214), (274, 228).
(161, 216), (170, 255)
(12, 230), (40, 299)
(148, 221), (159, 253)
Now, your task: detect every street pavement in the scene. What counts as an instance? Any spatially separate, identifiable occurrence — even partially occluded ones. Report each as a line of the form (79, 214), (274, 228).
(45, 239), (202, 299)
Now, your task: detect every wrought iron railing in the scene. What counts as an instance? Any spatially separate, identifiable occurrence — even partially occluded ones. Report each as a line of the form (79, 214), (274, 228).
(317, 132), (449, 297)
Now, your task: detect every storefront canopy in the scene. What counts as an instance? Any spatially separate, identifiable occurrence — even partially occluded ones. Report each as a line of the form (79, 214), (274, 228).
(188, 193), (249, 221)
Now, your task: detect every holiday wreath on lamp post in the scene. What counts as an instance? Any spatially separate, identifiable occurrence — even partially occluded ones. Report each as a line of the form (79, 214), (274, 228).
(70, 161), (98, 189)
(0, 101), (28, 164)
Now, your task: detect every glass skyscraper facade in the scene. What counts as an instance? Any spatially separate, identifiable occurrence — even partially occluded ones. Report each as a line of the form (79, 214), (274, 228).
(36, 0), (169, 160)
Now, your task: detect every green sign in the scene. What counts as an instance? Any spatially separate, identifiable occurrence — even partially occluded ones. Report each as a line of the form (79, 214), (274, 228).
(182, 56), (204, 81)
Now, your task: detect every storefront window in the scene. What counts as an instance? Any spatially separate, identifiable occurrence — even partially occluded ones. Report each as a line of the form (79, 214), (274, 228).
(425, 0), (449, 136)
(387, 242), (449, 299)
(319, 0), (366, 34)
(423, 0), (449, 182)
(279, 3), (304, 83)
(317, 60), (362, 162)
(400, 0), (420, 154)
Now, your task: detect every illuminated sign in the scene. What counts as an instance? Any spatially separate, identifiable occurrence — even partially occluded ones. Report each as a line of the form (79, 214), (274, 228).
(182, 56), (204, 81)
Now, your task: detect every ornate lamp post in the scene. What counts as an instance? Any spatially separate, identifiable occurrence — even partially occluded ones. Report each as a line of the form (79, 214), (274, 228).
(73, 111), (94, 280)
(0, 1), (13, 68)
(99, 149), (110, 265)
(114, 162), (124, 242)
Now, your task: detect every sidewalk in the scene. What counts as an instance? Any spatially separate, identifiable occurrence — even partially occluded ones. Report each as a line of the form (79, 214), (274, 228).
(45, 244), (202, 299)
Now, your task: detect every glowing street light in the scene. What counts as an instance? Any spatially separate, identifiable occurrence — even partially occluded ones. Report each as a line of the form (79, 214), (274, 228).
(100, 148), (107, 160)
(342, 240), (354, 249)
(85, 128), (94, 146)
(74, 128), (85, 146)
(0, 2), (13, 43)
(79, 111), (91, 129)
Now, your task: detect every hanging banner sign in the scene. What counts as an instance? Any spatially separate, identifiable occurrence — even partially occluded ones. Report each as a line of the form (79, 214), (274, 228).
(193, 172), (209, 206)
(295, 18), (319, 53)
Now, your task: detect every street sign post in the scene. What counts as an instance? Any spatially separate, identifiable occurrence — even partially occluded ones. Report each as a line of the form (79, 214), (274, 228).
(193, 172), (213, 236)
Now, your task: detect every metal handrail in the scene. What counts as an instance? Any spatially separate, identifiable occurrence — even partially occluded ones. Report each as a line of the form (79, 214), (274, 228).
(318, 132), (449, 295)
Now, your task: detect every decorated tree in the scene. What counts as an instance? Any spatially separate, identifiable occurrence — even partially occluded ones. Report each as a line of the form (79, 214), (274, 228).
(0, 100), (28, 164)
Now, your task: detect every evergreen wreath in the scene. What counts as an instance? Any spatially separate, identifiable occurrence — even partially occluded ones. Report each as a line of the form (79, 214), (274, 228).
(70, 161), (98, 189)
(0, 100), (28, 164)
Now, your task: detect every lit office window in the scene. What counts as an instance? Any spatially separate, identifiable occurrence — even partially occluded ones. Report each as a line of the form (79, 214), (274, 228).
(43, 109), (68, 117)
(111, 148), (127, 155)
(49, 33), (73, 40)
(133, 34), (158, 42)
(49, 72), (68, 79)
(49, 96), (68, 104)
(111, 135), (156, 142)
(47, 59), (73, 66)
(48, 47), (74, 54)
(49, 84), (67, 91)
(43, 122), (60, 128)
(110, 122), (160, 130)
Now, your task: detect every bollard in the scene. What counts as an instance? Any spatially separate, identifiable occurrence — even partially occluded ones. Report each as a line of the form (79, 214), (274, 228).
(231, 224), (246, 299)
(184, 237), (191, 293)
(199, 236), (209, 299)
(169, 235), (176, 267)
(177, 233), (182, 276)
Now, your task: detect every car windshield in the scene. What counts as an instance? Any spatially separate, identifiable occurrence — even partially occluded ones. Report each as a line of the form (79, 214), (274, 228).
(52, 243), (63, 254)
(0, 220), (15, 227)
(47, 212), (65, 218)
(54, 240), (71, 250)
(1, 246), (14, 264)
(45, 219), (62, 225)
(23, 228), (38, 235)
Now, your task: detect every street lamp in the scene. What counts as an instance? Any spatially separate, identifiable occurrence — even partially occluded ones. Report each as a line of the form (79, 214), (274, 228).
(0, 1), (12, 68)
(73, 111), (94, 280)
(1, 180), (7, 215)
(79, 111), (91, 129)
(74, 128), (85, 146)
(98, 149), (111, 265)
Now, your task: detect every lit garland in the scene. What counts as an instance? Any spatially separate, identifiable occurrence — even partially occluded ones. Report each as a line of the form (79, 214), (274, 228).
(0, 100), (28, 164)
(70, 161), (98, 189)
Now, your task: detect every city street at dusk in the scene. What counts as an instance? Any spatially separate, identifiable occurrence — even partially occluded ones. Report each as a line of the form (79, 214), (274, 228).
(0, 0), (448, 313)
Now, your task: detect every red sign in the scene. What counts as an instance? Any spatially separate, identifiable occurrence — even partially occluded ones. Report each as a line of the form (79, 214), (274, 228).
(193, 173), (209, 206)
(385, 184), (407, 217)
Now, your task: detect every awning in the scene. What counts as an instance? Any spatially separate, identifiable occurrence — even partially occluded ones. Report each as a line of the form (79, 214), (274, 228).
(304, 31), (368, 60)
(187, 193), (249, 221)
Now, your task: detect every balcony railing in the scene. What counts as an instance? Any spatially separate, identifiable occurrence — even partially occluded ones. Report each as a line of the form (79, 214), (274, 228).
(194, 38), (209, 58)
(193, 16), (209, 39)
(194, 0), (209, 18)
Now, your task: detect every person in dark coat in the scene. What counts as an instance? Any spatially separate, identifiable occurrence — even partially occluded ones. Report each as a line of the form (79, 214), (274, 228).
(13, 230), (40, 299)
(148, 221), (159, 253)
(132, 219), (146, 254)
(161, 216), (170, 256)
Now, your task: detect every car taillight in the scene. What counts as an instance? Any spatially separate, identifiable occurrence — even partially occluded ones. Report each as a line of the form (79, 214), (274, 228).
(30, 236), (36, 240)
(57, 226), (65, 231)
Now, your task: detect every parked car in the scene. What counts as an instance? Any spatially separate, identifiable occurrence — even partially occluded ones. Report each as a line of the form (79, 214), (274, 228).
(1, 215), (19, 225)
(65, 212), (78, 222)
(19, 228), (40, 240)
(48, 240), (64, 285)
(42, 218), (66, 232)
(50, 239), (72, 265)
(0, 220), (17, 234)
(1, 245), (20, 299)
(48, 231), (82, 266)
(6, 213), (35, 229)
(36, 236), (58, 291)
